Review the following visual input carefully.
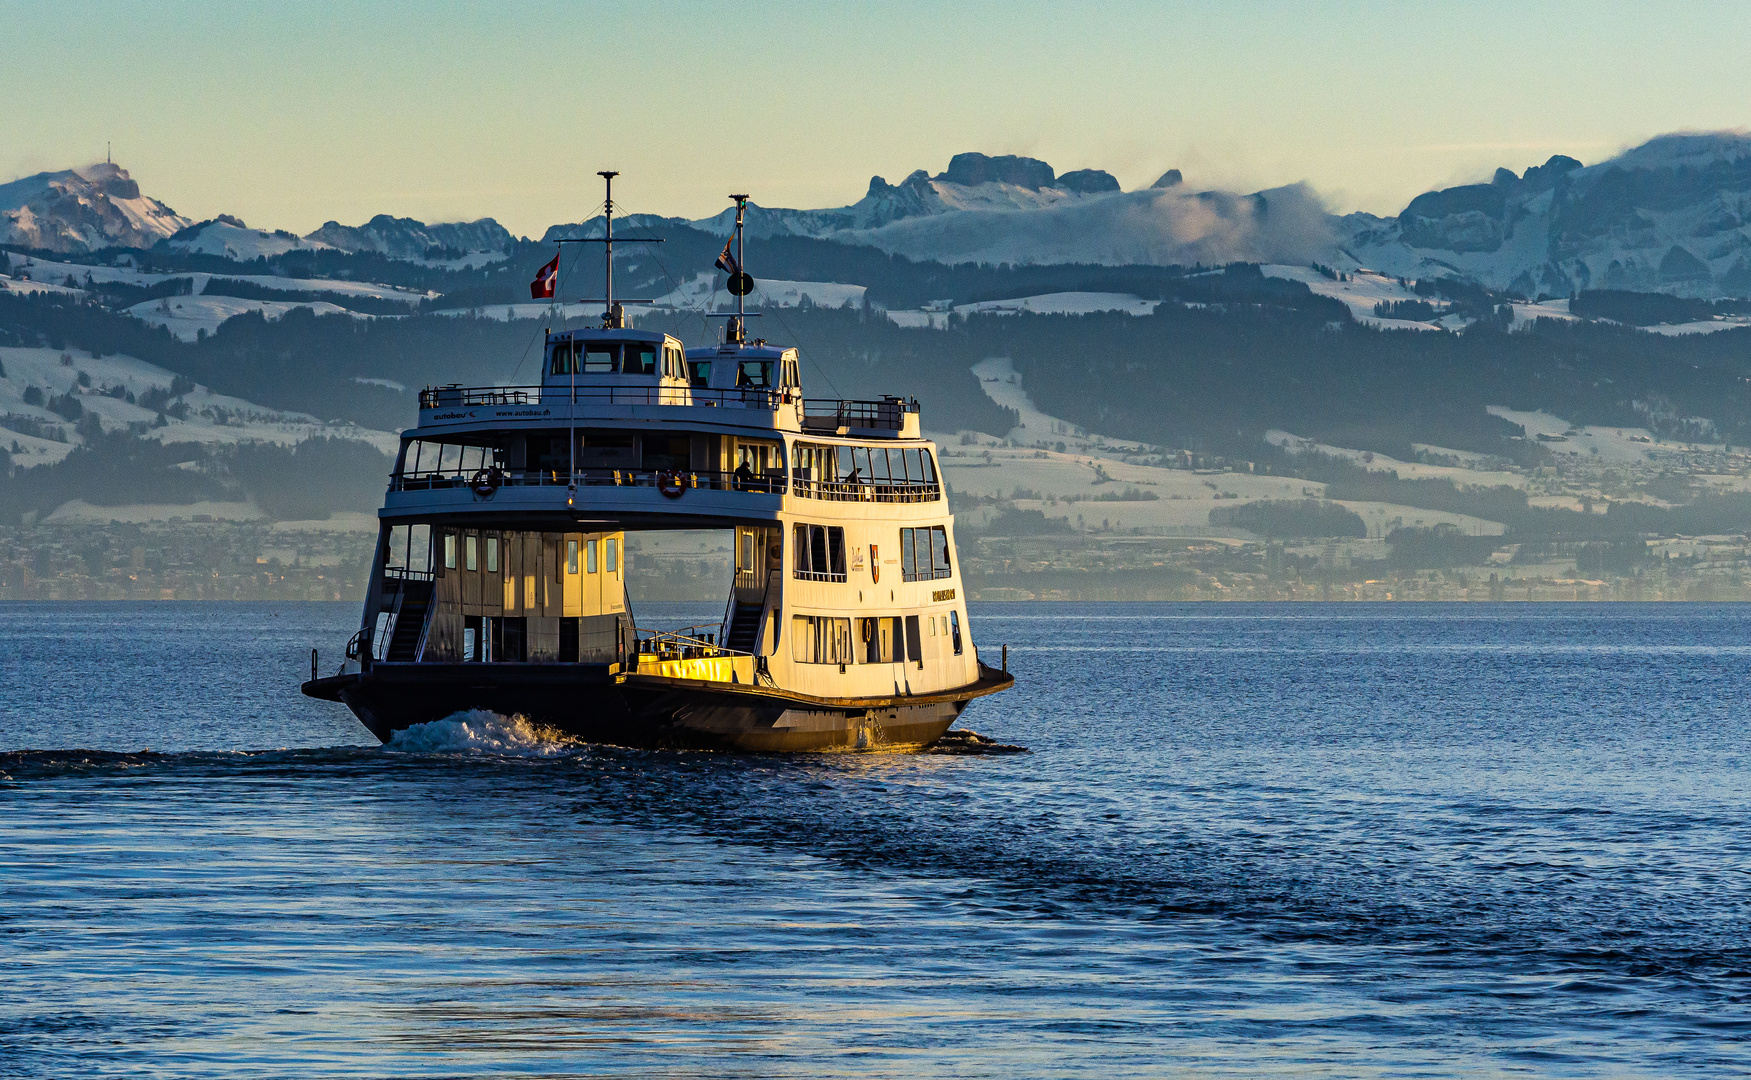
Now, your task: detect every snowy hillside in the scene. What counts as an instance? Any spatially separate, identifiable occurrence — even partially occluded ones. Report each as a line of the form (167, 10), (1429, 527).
(0, 163), (189, 253)
(0, 344), (395, 470)
(1345, 132), (1751, 300)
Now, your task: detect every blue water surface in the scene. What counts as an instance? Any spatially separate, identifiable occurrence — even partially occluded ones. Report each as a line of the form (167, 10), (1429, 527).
(3, 601), (1751, 1078)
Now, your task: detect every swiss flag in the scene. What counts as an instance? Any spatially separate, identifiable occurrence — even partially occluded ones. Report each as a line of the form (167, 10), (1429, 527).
(530, 253), (559, 299)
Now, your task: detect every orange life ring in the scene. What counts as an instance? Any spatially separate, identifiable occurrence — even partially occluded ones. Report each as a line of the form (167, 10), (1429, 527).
(657, 470), (686, 498)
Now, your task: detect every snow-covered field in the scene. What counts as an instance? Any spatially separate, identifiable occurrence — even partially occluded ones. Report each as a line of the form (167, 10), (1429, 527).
(1485, 406), (1707, 464)
(127, 296), (369, 340)
(1266, 430), (1526, 488)
(1263, 265), (1451, 330)
(955, 292), (1157, 317)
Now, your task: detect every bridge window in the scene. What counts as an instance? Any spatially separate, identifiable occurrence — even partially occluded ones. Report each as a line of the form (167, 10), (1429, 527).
(900, 526), (951, 581)
(793, 524), (847, 582)
(623, 344), (658, 376)
(736, 359), (773, 388)
(792, 615), (852, 665)
(688, 359), (712, 387)
(583, 344), (617, 373)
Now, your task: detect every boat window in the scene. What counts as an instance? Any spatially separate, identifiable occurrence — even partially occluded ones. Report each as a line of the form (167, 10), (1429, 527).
(688, 359), (711, 387)
(566, 540), (578, 575)
(623, 344), (657, 376)
(465, 535), (478, 572)
(606, 537), (619, 574)
(900, 526), (951, 581)
(793, 524), (847, 582)
(735, 359), (772, 388)
(949, 610), (962, 655)
(870, 449), (891, 483)
(575, 343), (612, 373)
(486, 536), (499, 573)
(905, 615), (923, 668)
(586, 539), (598, 574)
(443, 532), (456, 570)
(792, 615), (853, 665)
(920, 450), (936, 483)
(550, 343), (576, 376)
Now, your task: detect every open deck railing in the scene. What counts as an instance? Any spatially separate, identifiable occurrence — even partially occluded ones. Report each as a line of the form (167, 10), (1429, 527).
(633, 624), (752, 661)
(801, 397), (917, 432)
(390, 466), (787, 495)
(788, 475), (941, 503)
(418, 384), (918, 432)
(420, 384), (781, 410)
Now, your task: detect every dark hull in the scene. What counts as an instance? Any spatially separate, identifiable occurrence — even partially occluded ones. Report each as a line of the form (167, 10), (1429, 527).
(302, 662), (1013, 752)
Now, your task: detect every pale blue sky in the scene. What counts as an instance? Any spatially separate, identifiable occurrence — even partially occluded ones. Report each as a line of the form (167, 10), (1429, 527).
(3, 0), (1747, 235)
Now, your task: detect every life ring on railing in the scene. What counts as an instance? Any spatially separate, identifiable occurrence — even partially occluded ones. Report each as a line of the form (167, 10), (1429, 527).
(657, 470), (686, 499)
(470, 466), (503, 498)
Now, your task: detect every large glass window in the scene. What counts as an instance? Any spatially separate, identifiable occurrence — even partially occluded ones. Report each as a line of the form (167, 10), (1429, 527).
(623, 344), (657, 376)
(900, 526), (951, 581)
(792, 524), (847, 582)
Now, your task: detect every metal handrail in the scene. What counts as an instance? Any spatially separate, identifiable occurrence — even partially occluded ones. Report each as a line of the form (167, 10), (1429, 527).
(789, 476), (941, 503)
(420, 383), (782, 410)
(632, 624), (754, 661)
(389, 466), (787, 495)
(419, 383), (916, 429)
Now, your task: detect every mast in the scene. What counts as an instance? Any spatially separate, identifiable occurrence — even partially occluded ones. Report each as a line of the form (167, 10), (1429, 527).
(600, 170), (620, 329)
(727, 194), (749, 345)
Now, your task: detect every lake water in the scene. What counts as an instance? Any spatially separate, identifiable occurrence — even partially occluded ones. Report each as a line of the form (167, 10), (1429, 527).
(4, 602), (1751, 1077)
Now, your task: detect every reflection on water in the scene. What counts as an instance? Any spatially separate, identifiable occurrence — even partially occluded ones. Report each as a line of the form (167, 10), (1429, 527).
(3, 601), (1751, 1077)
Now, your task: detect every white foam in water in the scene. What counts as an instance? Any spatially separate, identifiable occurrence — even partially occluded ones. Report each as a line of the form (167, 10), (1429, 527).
(385, 710), (583, 757)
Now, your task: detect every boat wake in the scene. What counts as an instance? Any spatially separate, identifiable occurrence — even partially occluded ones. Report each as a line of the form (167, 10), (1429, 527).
(925, 728), (1028, 754)
(384, 710), (584, 758)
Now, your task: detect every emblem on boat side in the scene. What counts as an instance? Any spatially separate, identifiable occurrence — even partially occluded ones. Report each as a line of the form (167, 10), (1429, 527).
(870, 544), (879, 583)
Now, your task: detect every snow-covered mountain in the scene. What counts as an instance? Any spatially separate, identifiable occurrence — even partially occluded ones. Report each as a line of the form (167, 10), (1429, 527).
(0, 163), (190, 252)
(1344, 132), (1751, 299)
(304, 214), (512, 259)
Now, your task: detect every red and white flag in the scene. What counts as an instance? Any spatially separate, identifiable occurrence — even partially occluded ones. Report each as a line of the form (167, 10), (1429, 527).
(530, 253), (559, 299)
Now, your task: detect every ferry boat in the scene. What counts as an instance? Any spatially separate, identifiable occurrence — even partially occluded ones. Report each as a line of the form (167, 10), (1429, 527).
(302, 176), (1012, 751)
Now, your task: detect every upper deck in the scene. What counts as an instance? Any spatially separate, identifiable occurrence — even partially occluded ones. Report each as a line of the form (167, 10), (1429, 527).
(413, 326), (920, 441)
(385, 325), (937, 528)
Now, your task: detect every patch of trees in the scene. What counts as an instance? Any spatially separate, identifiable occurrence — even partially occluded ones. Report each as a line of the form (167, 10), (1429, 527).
(1373, 299), (1438, 320)
(1214, 499), (1366, 538)
(1384, 525), (1500, 569)
(1569, 289), (1751, 326)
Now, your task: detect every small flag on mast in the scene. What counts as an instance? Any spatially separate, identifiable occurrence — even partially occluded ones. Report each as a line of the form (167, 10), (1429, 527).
(530, 253), (559, 299)
(714, 237), (740, 278)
